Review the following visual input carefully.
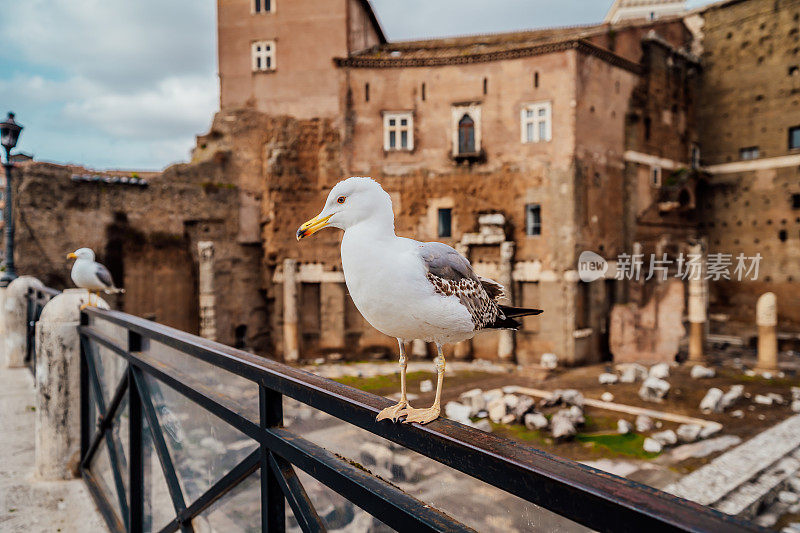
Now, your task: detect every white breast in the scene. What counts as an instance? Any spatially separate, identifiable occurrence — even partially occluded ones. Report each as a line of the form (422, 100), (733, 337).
(340, 229), (475, 344)
(71, 260), (105, 290)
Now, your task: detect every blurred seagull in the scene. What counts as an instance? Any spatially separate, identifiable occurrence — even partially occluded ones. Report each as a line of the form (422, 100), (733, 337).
(297, 177), (542, 425)
(67, 248), (124, 309)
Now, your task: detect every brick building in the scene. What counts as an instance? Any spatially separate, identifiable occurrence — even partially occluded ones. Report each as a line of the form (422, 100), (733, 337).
(13, 0), (799, 365)
(207, 0), (703, 365)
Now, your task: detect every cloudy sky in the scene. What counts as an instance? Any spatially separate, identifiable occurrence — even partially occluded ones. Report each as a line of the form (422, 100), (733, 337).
(0, 0), (715, 170)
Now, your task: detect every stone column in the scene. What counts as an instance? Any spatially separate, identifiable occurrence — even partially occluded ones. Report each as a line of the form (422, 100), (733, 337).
(3, 275), (43, 367)
(197, 241), (217, 341)
(283, 258), (299, 362)
(687, 244), (706, 362)
(36, 289), (108, 479)
(320, 281), (345, 352)
(756, 292), (778, 372)
(497, 241), (515, 361)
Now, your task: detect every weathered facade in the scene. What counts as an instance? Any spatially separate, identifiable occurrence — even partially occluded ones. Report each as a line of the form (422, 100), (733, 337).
(690, 0), (800, 336)
(208, 0), (703, 365)
(12, 0), (799, 366)
(12, 160), (271, 353)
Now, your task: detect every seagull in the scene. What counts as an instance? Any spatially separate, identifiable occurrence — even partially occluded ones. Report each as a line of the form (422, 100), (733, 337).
(66, 248), (124, 310)
(297, 177), (542, 425)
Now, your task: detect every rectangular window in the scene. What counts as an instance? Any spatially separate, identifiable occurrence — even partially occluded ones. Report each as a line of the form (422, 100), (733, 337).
(790, 126), (800, 150)
(650, 166), (662, 187)
(521, 102), (552, 143)
(383, 112), (413, 151)
(691, 144), (701, 169)
(525, 204), (541, 236)
(253, 0), (272, 13)
(438, 208), (452, 238)
(251, 40), (276, 72)
(739, 146), (760, 160)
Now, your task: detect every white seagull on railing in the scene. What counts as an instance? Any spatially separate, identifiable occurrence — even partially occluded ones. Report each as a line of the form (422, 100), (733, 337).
(296, 177), (542, 425)
(67, 248), (125, 310)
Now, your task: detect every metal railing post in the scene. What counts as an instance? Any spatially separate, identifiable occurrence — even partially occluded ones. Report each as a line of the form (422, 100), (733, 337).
(260, 385), (285, 533)
(129, 331), (144, 533)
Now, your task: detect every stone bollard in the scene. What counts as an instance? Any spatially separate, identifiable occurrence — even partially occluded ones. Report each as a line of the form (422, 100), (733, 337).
(3, 276), (44, 367)
(687, 244), (706, 362)
(756, 292), (778, 373)
(35, 288), (108, 479)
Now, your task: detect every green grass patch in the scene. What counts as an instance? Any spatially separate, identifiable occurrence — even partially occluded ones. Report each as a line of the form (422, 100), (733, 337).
(722, 369), (800, 387)
(576, 432), (660, 459)
(334, 371), (433, 393)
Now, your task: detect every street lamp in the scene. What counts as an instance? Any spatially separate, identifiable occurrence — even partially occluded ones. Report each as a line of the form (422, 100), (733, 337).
(0, 112), (23, 287)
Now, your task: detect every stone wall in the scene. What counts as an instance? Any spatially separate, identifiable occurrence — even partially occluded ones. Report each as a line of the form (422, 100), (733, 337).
(11, 159), (271, 352)
(694, 0), (800, 330)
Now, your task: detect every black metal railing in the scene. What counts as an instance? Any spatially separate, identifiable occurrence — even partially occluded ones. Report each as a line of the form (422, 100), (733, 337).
(24, 285), (60, 376)
(75, 306), (764, 533)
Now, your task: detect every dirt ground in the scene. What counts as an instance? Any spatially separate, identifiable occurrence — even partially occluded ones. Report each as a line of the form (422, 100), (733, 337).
(334, 359), (800, 472)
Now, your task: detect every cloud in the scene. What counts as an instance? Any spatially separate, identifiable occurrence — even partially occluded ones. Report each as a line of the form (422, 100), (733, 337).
(0, 0), (217, 169)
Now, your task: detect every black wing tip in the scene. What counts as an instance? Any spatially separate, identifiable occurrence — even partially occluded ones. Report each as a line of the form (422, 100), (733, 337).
(498, 305), (544, 318)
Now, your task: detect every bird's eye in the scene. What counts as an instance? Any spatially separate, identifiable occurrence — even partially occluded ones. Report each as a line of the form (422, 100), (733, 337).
(337, 196), (346, 204)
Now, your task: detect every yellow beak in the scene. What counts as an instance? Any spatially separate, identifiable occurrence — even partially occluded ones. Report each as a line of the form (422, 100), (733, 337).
(66, 252), (77, 259)
(296, 214), (333, 241)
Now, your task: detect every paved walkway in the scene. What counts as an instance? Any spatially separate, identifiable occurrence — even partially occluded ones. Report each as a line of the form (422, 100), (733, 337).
(664, 414), (800, 507)
(0, 367), (106, 532)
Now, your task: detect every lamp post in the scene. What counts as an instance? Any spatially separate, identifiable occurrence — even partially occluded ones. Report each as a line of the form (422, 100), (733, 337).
(0, 112), (23, 287)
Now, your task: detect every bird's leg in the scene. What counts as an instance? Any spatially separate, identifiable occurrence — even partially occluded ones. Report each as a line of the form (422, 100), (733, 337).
(376, 339), (410, 422)
(80, 291), (92, 311)
(401, 344), (445, 425)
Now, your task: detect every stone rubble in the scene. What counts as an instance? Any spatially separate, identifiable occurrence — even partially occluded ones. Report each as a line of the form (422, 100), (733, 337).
(700, 388), (724, 413)
(617, 419), (633, 434)
(600, 392), (614, 402)
(754, 394), (774, 405)
(676, 424), (703, 443)
(643, 438), (663, 454)
(691, 365), (716, 379)
(445, 401), (472, 425)
(512, 395), (536, 422)
(767, 393), (785, 405)
(718, 385), (745, 412)
(459, 388), (486, 416)
(540, 389), (584, 408)
(638, 376), (670, 403)
(540, 353), (558, 369)
(651, 430), (678, 446)
(524, 412), (549, 430)
(635, 415), (654, 432)
(473, 419), (492, 433)
(617, 363), (648, 383)
(419, 379), (433, 393)
(487, 398), (508, 423)
(648, 363), (670, 379)
(550, 410), (577, 439)
(598, 373), (619, 385)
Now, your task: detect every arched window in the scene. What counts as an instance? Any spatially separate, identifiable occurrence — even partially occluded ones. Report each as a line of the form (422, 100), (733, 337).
(458, 114), (475, 154)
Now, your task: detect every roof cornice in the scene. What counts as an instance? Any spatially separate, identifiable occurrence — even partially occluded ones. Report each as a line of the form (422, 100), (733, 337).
(334, 39), (643, 74)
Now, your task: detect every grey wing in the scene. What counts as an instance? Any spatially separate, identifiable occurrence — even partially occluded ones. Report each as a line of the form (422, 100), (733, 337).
(417, 242), (501, 330)
(94, 263), (115, 288)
